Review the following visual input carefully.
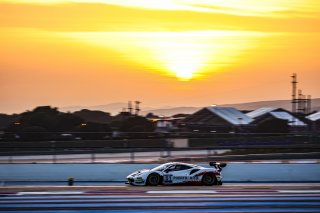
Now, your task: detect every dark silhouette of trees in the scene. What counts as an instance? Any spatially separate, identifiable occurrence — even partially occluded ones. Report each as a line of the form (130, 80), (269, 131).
(0, 114), (20, 130)
(56, 113), (84, 131)
(145, 113), (159, 119)
(5, 106), (83, 134)
(2, 106), (157, 141)
(74, 122), (112, 140)
(19, 106), (59, 131)
(113, 116), (155, 132)
(74, 109), (112, 124)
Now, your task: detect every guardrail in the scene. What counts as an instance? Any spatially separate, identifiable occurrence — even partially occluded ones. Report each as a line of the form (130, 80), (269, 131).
(0, 146), (319, 164)
(1, 132), (318, 142)
(1, 133), (318, 163)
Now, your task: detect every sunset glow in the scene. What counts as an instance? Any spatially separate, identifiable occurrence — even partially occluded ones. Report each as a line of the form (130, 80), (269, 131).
(64, 31), (265, 81)
(0, 0), (319, 113)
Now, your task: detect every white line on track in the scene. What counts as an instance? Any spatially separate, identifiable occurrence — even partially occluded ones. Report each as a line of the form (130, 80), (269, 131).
(147, 190), (320, 194)
(279, 190), (320, 193)
(12, 189), (320, 196)
(16, 191), (85, 195)
(147, 190), (218, 194)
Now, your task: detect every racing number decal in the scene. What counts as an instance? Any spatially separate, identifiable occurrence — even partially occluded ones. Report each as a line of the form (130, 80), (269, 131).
(163, 174), (173, 183)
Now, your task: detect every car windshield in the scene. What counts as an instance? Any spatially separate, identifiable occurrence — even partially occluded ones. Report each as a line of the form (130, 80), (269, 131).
(151, 163), (172, 171)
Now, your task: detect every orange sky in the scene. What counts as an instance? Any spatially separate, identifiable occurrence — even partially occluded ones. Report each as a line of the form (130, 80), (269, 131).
(1, 0), (320, 114)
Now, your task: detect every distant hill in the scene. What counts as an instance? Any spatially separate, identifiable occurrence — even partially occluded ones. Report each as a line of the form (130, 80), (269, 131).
(60, 102), (155, 115)
(61, 102), (128, 114)
(141, 107), (200, 116)
(221, 99), (320, 112)
(60, 98), (320, 116)
(141, 98), (320, 116)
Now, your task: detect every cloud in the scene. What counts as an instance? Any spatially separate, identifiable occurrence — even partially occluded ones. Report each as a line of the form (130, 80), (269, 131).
(2, 0), (320, 18)
(1, 2), (320, 33)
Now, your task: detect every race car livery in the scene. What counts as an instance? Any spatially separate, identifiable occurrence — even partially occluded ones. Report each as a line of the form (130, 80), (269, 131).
(126, 162), (226, 186)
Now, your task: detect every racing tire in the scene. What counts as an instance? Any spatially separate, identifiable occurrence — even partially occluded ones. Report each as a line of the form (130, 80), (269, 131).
(201, 173), (217, 186)
(147, 173), (161, 186)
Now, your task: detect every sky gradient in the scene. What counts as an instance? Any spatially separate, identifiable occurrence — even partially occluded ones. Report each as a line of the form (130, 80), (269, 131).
(1, 0), (320, 114)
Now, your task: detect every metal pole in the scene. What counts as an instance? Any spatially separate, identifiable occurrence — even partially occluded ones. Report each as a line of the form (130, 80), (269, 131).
(53, 153), (56, 163)
(167, 149), (171, 157)
(130, 152), (135, 163)
(207, 148), (211, 157)
(91, 152), (95, 163)
(51, 141), (56, 163)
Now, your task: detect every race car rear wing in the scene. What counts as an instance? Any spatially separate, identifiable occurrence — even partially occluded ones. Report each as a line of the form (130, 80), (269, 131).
(209, 162), (227, 171)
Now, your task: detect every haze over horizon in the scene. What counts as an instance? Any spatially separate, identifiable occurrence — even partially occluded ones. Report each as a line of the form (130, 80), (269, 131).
(1, 0), (319, 114)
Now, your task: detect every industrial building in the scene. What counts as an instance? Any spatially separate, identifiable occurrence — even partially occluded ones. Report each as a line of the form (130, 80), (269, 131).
(247, 107), (307, 132)
(181, 106), (253, 133)
(306, 111), (320, 132)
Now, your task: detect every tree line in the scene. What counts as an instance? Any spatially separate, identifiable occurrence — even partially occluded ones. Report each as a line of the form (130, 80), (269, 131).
(2, 106), (155, 141)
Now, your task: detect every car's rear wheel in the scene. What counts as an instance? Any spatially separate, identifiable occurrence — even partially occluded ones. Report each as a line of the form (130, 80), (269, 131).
(202, 173), (217, 186)
(147, 173), (161, 186)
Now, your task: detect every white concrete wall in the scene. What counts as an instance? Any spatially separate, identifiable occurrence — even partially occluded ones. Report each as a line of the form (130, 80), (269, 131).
(0, 163), (319, 182)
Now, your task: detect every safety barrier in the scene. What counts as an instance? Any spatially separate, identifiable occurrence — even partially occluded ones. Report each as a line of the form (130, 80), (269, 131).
(1, 163), (320, 183)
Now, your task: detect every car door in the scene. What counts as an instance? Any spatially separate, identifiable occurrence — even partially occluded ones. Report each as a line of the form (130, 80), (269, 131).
(162, 165), (175, 185)
(167, 164), (194, 184)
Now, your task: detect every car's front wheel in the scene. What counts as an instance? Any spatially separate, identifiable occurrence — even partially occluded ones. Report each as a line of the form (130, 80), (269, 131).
(147, 173), (161, 186)
(202, 173), (217, 186)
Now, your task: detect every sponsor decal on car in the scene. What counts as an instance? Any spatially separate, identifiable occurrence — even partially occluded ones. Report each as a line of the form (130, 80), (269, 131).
(163, 174), (173, 183)
(135, 177), (144, 183)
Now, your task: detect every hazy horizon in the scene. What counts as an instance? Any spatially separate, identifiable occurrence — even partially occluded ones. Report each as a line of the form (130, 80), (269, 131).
(2, 97), (320, 115)
(1, 1), (319, 114)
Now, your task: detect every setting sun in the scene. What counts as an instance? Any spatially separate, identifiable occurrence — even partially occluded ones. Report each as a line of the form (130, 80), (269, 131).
(62, 31), (266, 81)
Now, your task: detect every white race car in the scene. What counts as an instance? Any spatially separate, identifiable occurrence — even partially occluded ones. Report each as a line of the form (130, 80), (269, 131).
(126, 162), (226, 186)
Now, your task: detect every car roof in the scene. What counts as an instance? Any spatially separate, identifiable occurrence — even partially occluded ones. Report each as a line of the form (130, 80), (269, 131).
(163, 162), (198, 167)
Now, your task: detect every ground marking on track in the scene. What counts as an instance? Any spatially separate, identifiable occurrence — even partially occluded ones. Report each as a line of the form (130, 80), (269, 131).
(16, 191), (86, 195)
(9, 189), (320, 196)
(146, 190), (218, 194)
(147, 190), (320, 194)
(278, 190), (320, 193)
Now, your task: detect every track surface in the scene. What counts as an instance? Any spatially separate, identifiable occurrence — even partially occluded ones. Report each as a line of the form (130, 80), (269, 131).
(1, 184), (320, 212)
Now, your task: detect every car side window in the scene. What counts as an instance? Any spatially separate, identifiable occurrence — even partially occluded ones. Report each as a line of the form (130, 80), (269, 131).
(189, 169), (200, 175)
(164, 165), (175, 172)
(173, 164), (192, 171)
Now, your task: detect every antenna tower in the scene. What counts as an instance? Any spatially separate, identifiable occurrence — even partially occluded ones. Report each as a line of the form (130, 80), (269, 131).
(128, 101), (133, 115)
(291, 73), (312, 115)
(135, 101), (141, 115)
(291, 73), (297, 113)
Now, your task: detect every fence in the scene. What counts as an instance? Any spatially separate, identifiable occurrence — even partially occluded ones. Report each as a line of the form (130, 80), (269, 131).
(0, 146), (319, 164)
(0, 133), (318, 164)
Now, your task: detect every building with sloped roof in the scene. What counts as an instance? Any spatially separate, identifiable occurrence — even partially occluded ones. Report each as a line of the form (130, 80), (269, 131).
(182, 106), (254, 133)
(306, 111), (320, 122)
(269, 111), (307, 127)
(247, 107), (307, 132)
(247, 107), (279, 119)
(306, 111), (320, 132)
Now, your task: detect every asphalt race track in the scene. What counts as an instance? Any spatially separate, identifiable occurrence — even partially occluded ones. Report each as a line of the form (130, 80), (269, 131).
(0, 184), (320, 212)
